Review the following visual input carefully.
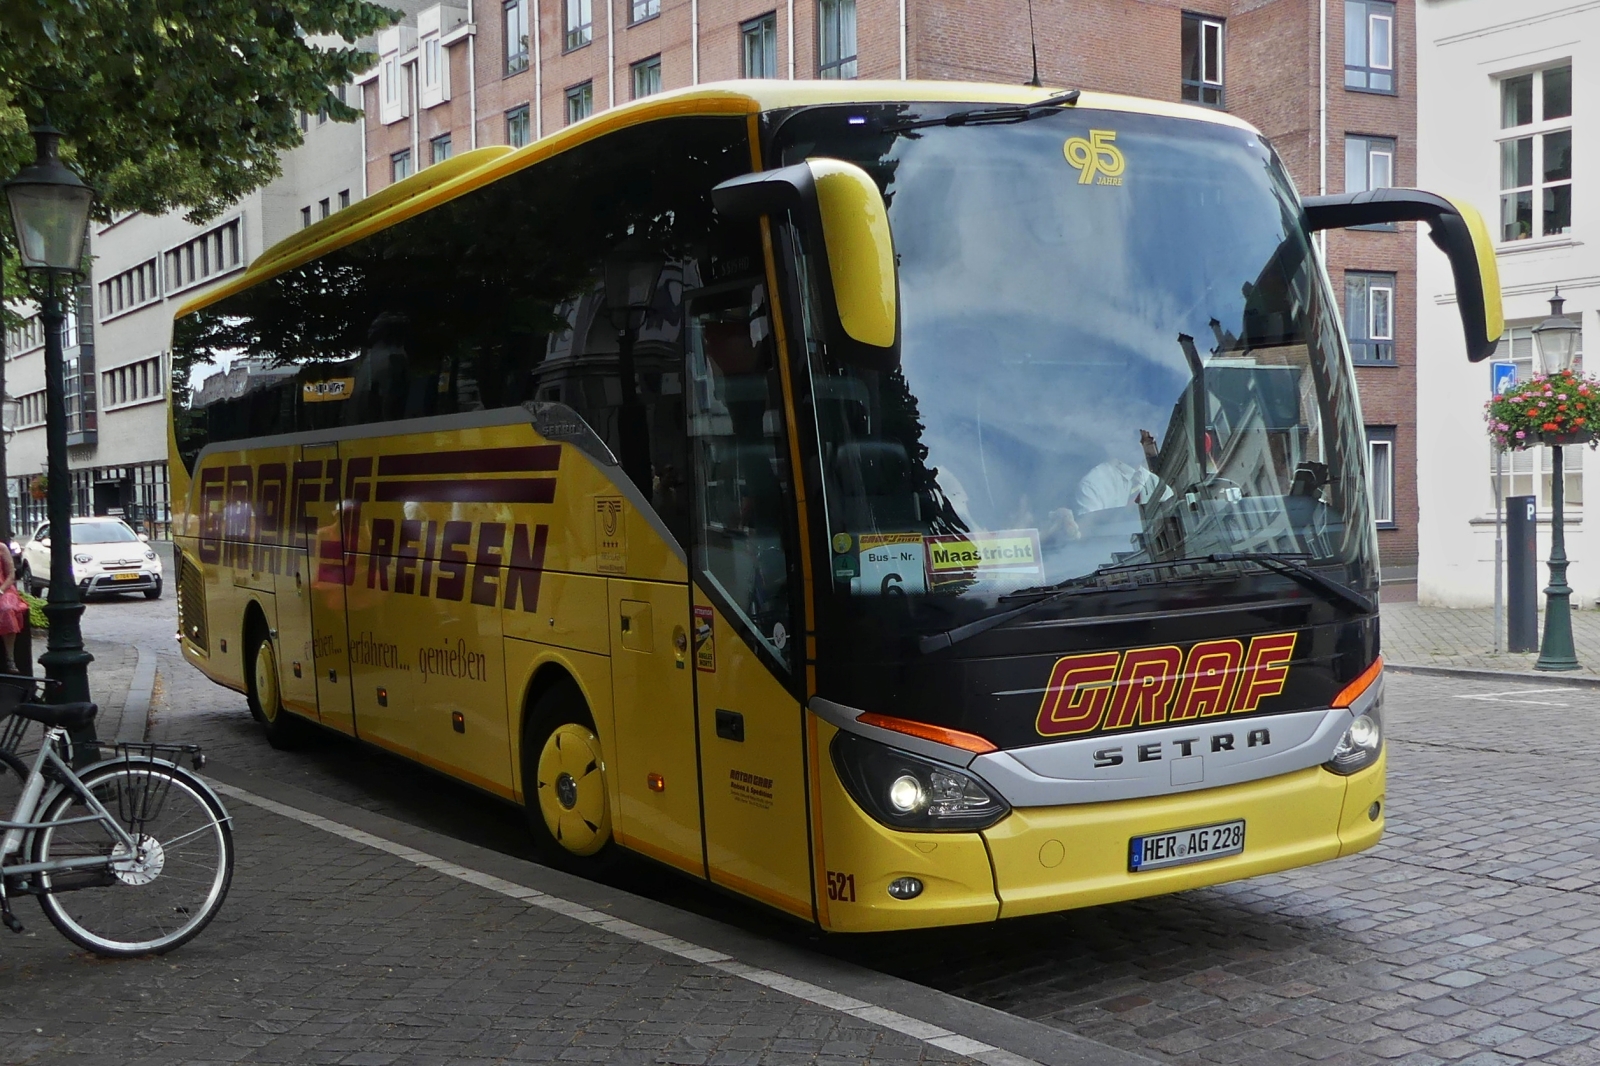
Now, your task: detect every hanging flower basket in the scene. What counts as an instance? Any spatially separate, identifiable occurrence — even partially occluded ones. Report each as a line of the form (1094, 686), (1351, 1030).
(1485, 368), (1600, 450)
(27, 475), (46, 501)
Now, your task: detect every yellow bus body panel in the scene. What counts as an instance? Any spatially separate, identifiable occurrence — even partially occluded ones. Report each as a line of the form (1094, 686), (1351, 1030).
(694, 588), (813, 921)
(810, 718), (1000, 932)
(982, 753), (1385, 920)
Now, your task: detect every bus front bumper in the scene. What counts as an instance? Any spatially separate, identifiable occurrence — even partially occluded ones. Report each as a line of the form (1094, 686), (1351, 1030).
(815, 720), (1384, 932)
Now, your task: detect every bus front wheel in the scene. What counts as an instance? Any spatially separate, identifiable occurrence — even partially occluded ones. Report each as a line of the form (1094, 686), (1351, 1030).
(245, 623), (310, 750)
(523, 682), (616, 872)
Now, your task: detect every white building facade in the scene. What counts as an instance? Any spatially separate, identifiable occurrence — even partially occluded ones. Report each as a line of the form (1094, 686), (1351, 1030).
(1416, 0), (1594, 608)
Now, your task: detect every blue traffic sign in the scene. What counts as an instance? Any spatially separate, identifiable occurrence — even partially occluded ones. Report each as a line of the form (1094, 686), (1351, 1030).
(1491, 361), (1518, 395)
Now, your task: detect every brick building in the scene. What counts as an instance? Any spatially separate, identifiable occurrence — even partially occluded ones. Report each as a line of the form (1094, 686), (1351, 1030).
(358, 0), (1416, 577)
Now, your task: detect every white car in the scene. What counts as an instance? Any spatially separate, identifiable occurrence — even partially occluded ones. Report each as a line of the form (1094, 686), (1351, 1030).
(19, 517), (163, 600)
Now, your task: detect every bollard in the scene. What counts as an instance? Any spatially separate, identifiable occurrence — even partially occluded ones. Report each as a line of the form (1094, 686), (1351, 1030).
(1506, 494), (1539, 653)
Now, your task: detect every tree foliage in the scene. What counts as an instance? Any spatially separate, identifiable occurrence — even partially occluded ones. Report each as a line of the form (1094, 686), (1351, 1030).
(0, 0), (396, 223)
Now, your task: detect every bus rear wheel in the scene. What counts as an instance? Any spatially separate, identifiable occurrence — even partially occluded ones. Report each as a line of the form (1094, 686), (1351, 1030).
(245, 624), (309, 750)
(523, 683), (616, 872)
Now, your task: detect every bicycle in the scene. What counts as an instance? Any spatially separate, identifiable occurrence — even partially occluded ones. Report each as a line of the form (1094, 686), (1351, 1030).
(0, 674), (234, 956)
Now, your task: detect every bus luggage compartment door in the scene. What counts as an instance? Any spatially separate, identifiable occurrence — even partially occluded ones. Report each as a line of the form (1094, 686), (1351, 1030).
(607, 579), (703, 875)
(272, 549), (320, 719)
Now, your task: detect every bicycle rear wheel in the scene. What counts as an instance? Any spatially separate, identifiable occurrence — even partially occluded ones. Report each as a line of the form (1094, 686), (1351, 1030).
(33, 761), (233, 956)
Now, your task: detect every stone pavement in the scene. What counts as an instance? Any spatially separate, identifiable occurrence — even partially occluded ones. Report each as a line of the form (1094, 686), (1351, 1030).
(1381, 602), (1600, 681)
(18, 577), (1600, 1064)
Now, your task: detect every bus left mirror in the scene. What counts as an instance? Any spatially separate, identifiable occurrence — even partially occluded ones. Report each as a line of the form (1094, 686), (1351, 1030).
(1303, 188), (1503, 362)
(713, 158), (900, 370)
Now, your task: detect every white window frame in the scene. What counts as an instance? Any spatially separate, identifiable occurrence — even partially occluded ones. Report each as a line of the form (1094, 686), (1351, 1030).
(1368, 281), (1393, 341)
(1367, 434), (1394, 526)
(1497, 64), (1573, 244)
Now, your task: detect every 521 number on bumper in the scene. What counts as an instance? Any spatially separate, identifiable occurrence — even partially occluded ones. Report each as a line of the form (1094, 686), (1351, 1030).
(1129, 819), (1246, 873)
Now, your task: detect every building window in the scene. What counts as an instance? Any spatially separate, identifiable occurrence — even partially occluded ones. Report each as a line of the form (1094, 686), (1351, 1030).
(384, 58), (400, 105)
(163, 217), (244, 294)
(1344, 0), (1395, 93)
(566, 81), (594, 125)
(818, 0), (857, 79)
(631, 0), (659, 23)
(301, 206), (312, 229)
(6, 315), (43, 356)
(631, 55), (662, 99)
(431, 134), (453, 165)
(1499, 64), (1572, 242)
(318, 198), (331, 220)
(1491, 324), (1584, 509)
(339, 189), (351, 210)
(1345, 272), (1396, 365)
(97, 258), (161, 322)
(566, 0), (592, 50)
(742, 13), (778, 78)
(424, 35), (443, 88)
(101, 354), (165, 410)
(1366, 428), (1396, 526)
(1180, 13), (1224, 107)
(392, 149), (412, 182)
(1344, 134), (1395, 229)
(506, 105), (531, 148)
(505, 0), (529, 73)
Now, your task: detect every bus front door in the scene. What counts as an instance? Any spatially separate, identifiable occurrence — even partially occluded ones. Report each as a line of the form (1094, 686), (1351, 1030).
(684, 280), (814, 922)
(301, 443), (355, 735)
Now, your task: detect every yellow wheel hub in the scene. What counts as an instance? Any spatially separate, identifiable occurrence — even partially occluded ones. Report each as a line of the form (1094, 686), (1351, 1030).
(536, 723), (610, 856)
(254, 640), (281, 724)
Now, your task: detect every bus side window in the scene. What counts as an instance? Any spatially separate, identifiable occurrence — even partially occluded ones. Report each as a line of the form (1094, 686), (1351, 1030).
(686, 282), (794, 667)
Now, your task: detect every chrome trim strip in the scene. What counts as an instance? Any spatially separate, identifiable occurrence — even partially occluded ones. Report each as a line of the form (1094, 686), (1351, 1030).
(970, 708), (1354, 807)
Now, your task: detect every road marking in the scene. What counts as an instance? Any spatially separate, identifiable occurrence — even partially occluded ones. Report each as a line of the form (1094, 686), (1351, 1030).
(210, 780), (1045, 1066)
(1459, 688), (1571, 707)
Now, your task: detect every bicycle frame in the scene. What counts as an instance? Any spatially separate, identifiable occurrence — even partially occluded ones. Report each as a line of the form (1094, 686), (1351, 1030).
(0, 726), (138, 879)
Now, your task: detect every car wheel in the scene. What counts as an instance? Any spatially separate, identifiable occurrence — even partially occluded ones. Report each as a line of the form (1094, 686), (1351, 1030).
(144, 577), (163, 601)
(17, 564), (37, 597)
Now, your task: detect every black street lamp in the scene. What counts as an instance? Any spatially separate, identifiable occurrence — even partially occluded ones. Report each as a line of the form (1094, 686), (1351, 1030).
(1532, 289), (1583, 672)
(4, 124), (96, 709)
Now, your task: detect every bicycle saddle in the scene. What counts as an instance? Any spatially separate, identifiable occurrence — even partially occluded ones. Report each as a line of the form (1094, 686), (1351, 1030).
(13, 701), (98, 729)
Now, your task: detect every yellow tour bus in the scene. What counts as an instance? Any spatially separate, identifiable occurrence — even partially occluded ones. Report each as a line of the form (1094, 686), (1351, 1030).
(170, 81), (1501, 932)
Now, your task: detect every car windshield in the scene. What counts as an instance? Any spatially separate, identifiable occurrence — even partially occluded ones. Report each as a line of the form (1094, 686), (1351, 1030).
(775, 104), (1373, 628)
(74, 523), (139, 544)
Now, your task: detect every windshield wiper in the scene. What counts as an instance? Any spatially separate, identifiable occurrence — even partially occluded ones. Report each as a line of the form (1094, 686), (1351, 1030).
(884, 89), (1080, 133)
(1208, 552), (1375, 615)
(918, 551), (1372, 655)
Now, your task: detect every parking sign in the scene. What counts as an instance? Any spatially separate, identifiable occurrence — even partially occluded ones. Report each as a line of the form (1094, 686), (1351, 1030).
(1492, 361), (1517, 395)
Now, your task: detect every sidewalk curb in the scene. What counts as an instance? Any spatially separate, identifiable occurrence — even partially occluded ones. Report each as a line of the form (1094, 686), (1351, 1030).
(1388, 661), (1600, 689)
(203, 762), (1159, 1066)
(113, 645), (157, 744)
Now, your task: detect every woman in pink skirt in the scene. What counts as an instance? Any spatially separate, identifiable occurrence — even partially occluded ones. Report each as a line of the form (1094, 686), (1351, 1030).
(0, 549), (29, 673)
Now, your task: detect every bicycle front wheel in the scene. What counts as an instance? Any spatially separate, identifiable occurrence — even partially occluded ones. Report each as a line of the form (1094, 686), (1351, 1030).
(34, 761), (234, 956)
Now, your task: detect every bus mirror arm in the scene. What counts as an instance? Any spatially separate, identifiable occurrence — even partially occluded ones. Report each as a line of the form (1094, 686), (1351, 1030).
(713, 159), (901, 371)
(1303, 188), (1504, 362)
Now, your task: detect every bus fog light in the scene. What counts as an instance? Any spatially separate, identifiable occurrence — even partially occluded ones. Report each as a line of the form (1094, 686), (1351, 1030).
(887, 877), (923, 900)
(1368, 801), (1381, 821)
(1325, 704), (1383, 776)
(888, 775), (925, 813)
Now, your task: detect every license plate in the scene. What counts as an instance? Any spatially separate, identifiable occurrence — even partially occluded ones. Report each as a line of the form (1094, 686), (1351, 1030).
(112, 572), (141, 581)
(1129, 819), (1245, 872)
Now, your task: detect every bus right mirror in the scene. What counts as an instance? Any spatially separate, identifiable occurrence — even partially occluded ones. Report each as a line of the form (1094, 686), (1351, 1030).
(1302, 188), (1503, 362)
(713, 158), (900, 370)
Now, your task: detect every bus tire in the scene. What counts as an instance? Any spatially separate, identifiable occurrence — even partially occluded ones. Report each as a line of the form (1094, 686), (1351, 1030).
(245, 621), (310, 750)
(522, 679), (618, 873)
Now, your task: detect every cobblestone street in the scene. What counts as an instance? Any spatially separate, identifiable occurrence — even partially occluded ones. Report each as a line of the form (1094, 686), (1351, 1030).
(4, 586), (1600, 1065)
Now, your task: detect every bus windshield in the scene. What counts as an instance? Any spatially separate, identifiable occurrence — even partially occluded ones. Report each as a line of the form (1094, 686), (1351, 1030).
(775, 105), (1374, 633)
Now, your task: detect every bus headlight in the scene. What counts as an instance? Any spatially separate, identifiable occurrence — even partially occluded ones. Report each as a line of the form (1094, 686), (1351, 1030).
(1325, 703), (1383, 775)
(831, 731), (1009, 830)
